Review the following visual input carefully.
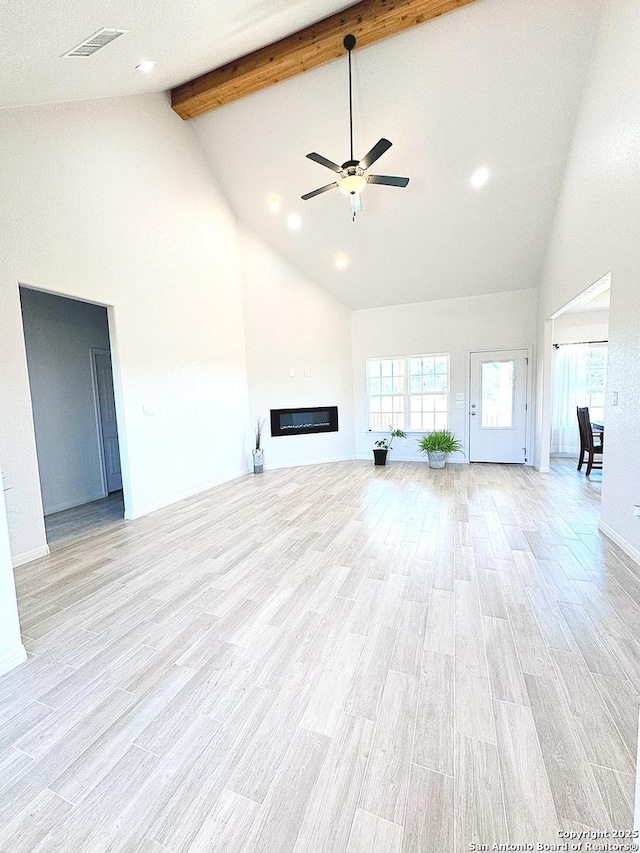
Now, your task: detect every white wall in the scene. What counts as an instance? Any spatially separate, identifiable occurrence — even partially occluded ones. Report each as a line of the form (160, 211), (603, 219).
(240, 228), (355, 468)
(0, 93), (251, 563)
(20, 289), (112, 515)
(0, 458), (26, 677)
(352, 289), (537, 462)
(535, 0), (640, 561)
(552, 309), (609, 345)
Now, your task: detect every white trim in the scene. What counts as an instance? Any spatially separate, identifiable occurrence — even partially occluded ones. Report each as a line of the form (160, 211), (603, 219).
(355, 454), (468, 464)
(598, 521), (640, 566)
(89, 347), (110, 499)
(265, 455), (356, 470)
(44, 494), (107, 516)
(0, 645), (27, 677)
(12, 544), (50, 567)
(125, 468), (251, 519)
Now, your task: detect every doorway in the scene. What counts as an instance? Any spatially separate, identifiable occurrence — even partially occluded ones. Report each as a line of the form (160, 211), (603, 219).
(19, 287), (124, 541)
(546, 273), (610, 470)
(469, 348), (530, 463)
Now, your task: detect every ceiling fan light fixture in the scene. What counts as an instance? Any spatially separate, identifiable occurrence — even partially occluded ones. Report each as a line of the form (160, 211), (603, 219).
(339, 173), (367, 195)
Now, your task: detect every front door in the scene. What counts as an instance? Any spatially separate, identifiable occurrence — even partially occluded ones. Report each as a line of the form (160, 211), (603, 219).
(469, 349), (529, 463)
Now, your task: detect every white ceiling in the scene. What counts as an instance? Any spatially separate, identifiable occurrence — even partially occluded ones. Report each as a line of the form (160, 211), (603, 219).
(0, 0), (352, 109)
(1, 0), (602, 310)
(194, 0), (601, 308)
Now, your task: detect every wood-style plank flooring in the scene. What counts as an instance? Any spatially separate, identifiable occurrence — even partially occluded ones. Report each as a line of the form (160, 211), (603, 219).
(2, 459), (638, 851)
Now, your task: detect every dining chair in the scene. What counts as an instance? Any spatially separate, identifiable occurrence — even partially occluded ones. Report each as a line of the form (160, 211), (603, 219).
(576, 406), (603, 475)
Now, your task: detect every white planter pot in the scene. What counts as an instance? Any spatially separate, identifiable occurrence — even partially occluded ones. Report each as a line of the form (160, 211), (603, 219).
(428, 450), (447, 469)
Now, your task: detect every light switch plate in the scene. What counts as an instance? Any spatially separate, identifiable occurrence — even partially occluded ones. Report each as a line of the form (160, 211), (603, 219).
(143, 404), (156, 416)
(611, 391), (619, 406)
(288, 369), (295, 377)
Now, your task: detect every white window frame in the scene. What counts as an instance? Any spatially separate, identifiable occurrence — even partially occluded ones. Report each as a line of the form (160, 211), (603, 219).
(367, 353), (450, 433)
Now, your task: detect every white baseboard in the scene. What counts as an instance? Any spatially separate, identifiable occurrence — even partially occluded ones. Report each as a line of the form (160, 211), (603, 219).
(44, 492), (107, 516)
(264, 455), (356, 471)
(0, 644), (27, 678)
(12, 544), (50, 567)
(598, 520), (640, 567)
(356, 454), (468, 464)
(125, 468), (250, 520)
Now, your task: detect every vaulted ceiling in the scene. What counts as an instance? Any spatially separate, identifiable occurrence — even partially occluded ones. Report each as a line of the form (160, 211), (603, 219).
(1, 0), (601, 309)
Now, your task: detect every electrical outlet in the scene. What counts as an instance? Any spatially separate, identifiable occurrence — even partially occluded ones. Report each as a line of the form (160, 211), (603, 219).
(611, 391), (619, 406)
(633, 505), (640, 519)
(288, 369), (295, 377)
(304, 369), (310, 377)
(143, 404), (156, 416)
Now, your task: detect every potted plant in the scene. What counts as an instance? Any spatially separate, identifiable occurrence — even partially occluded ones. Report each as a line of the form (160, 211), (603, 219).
(253, 417), (265, 474)
(373, 426), (407, 466)
(417, 429), (463, 469)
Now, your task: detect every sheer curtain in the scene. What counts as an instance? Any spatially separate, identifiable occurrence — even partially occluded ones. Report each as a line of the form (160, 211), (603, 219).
(550, 344), (589, 455)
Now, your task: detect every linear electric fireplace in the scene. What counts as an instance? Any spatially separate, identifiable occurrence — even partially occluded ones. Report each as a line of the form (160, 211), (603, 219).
(270, 406), (339, 437)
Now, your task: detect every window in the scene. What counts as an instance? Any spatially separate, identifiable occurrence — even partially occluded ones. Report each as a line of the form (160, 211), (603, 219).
(550, 343), (608, 455)
(367, 354), (449, 432)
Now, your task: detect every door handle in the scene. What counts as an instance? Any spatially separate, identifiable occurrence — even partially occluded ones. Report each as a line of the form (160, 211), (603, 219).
(470, 412), (476, 416)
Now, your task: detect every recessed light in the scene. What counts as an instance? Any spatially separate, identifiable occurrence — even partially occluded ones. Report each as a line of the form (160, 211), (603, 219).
(287, 213), (302, 231)
(136, 60), (156, 74)
(470, 166), (490, 189)
(267, 194), (280, 213)
(335, 253), (349, 270)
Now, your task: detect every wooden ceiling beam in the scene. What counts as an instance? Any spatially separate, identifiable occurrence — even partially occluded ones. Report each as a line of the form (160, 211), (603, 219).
(171, 0), (476, 120)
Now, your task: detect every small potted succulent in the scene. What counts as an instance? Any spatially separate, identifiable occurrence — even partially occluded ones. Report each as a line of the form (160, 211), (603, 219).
(417, 429), (463, 469)
(373, 426), (407, 466)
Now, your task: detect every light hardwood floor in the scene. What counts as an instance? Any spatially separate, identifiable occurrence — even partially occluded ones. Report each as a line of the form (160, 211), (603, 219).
(1, 459), (638, 851)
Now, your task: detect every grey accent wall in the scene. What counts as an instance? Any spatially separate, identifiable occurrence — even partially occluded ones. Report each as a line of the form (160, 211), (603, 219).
(20, 288), (111, 515)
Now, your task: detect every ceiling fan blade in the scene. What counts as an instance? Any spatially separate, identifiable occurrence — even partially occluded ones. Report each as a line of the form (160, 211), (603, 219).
(367, 174), (410, 187)
(301, 182), (339, 200)
(306, 152), (342, 173)
(358, 138), (392, 170)
(350, 192), (362, 215)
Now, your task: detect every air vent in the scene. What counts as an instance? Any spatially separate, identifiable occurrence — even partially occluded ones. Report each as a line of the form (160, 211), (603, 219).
(61, 28), (129, 58)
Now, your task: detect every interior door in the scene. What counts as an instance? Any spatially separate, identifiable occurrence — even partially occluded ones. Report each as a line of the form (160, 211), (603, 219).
(469, 349), (529, 463)
(92, 349), (122, 491)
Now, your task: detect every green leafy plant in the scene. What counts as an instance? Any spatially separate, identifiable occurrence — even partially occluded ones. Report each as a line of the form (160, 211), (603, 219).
(417, 430), (463, 455)
(374, 426), (407, 451)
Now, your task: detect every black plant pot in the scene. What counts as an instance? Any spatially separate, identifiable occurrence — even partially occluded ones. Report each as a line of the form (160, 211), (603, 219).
(373, 448), (388, 466)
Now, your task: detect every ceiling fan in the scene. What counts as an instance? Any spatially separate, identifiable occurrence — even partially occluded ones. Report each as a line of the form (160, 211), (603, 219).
(301, 34), (409, 220)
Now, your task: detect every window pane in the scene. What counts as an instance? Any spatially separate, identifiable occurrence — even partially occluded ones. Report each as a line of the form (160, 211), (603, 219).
(409, 358), (422, 375)
(434, 411), (448, 429)
(410, 412), (422, 430)
(435, 356), (448, 374)
(394, 359), (404, 377)
(409, 375), (421, 393)
(381, 360), (393, 377)
(481, 360), (514, 428)
(368, 360), (381, 378)
(422, 375), (436, 393)
(381, 377), (393, 394)
(370, 397), (381, 413)
(369, 378), (381, 395)
(393, 396), (404, 413)
(370, 412), (383, 431)
(434, 394), (447, 412)
(434, 374), (447, 393)
(394, 376), (404, 394)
